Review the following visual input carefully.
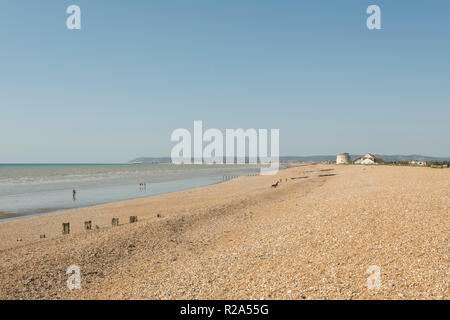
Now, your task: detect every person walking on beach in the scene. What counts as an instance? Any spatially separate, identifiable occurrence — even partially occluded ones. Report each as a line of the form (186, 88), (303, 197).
(72, 189), (77, 201)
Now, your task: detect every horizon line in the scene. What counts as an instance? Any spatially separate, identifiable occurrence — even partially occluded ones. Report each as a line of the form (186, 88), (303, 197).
(2, 153), (450, 165)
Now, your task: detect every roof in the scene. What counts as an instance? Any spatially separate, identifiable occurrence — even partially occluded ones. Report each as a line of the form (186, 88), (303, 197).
(354, 154), (384, 163)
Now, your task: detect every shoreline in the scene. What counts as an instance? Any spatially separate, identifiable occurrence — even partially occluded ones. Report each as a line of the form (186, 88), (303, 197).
(0, 167), (266, 222)
(0, 165), (288, 250)
(0, 164), (289, 250)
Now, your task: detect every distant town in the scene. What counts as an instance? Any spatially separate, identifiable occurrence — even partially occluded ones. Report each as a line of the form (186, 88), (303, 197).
(334, 153), (449, 168)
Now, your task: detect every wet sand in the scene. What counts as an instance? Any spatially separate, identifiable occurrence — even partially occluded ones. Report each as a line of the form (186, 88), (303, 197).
(0, 211), (25, 220)
(0, 164), (448, 300)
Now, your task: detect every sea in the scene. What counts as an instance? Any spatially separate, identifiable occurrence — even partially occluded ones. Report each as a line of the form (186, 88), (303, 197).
(0, 163), (260, 220)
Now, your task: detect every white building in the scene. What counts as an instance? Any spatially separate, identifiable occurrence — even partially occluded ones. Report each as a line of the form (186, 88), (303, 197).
(409, 160), (427, 166)
(354, 154), (384, 165)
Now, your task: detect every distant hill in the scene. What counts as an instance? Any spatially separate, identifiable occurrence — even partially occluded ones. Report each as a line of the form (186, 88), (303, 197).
(369, 154), (450, 162)
(129, 155), (450, 164)
(128, 157), (172, 164)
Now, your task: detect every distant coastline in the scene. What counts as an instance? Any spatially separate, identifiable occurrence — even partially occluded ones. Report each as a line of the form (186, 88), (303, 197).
(129, 154), (450, 164)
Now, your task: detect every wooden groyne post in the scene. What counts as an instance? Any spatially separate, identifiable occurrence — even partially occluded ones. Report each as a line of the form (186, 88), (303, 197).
(62, 223), (70, 235)
(223, 175), (239, 181)
(129, 216), (138, 223)
(112, 218), (119, 226)
(84, 221), (92, 230)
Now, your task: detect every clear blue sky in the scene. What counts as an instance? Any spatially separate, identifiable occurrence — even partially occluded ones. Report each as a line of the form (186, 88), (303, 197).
(0, 0), (449, 163)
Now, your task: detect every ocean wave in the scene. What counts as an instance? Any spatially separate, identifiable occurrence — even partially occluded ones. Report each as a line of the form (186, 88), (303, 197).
(0, 164), (258, 186)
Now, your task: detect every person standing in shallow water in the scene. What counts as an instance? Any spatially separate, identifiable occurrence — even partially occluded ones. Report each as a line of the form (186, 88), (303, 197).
(72, 189), (76, 201)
